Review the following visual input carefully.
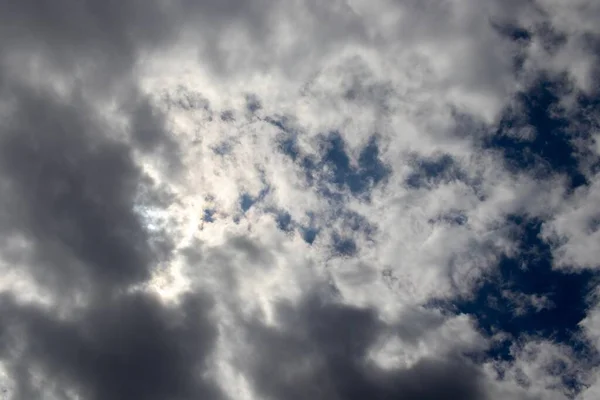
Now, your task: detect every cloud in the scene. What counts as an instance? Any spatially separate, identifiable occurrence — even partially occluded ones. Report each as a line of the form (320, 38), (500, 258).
(238, 294), (488, 400)
(542, 178), (600, 270)
(0, 291), (222, 400)
(0, 84), (174, 300)
(1, 0), (600, 399)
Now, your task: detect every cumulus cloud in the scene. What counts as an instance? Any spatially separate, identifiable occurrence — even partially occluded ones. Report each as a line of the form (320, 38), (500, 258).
(0, 0), (599, 399)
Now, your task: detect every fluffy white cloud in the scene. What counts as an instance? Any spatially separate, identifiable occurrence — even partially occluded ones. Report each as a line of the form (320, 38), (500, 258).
(542, 178), (600, 270)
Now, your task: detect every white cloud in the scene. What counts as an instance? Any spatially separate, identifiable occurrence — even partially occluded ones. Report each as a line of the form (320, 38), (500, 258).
(542, 178), (600, 270)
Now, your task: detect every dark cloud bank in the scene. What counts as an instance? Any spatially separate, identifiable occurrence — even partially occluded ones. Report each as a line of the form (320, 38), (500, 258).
(0, 1), (599, 400)
(241, 295), (488, 400)
(0, 1), (218, 398)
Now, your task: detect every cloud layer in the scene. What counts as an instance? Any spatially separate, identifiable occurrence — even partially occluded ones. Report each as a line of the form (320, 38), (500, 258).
(0, 1), (599, 399)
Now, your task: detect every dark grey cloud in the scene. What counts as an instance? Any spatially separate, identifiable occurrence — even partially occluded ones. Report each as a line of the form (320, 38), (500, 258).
(126, 91), (184, 174)
(0, 0), (279, 87)
(0, 1), (217, 398)
(0, 0), (188, 166)
(241, 295), (489, 400)
(0, 1), (172, 94)
(0, 0), (198, 299)
(0, 78), (217, 400)
(0, 0), (270, 170)
(0, 84), (171, 296)
(0, 291), (222, 400)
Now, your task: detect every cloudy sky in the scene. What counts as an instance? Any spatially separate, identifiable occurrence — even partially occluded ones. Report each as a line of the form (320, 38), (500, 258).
(0, 1), (599, 399)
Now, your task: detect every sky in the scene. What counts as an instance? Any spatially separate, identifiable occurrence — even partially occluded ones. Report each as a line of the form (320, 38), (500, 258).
(0, 1), (599, 399)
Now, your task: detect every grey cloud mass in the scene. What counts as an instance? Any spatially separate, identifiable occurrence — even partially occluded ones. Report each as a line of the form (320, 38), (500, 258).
(0, 292), (221, 400)
(0, 84), (166, 296)
(241, 295), (487, 400)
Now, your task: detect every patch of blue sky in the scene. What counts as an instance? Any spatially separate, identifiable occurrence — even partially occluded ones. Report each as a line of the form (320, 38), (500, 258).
(404, 153), (466, 190)
(264, 206), (373, 250)
(330, 232), (358, 257)
(275, 129), (390, 201)
(212, 141), (234, 156)
(202, 208), (216, 223)
(455, 216), (597, 360)
(437, 74), (600, 385)
(487, 74), (587, 190)
(238, 187), (269, 213)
